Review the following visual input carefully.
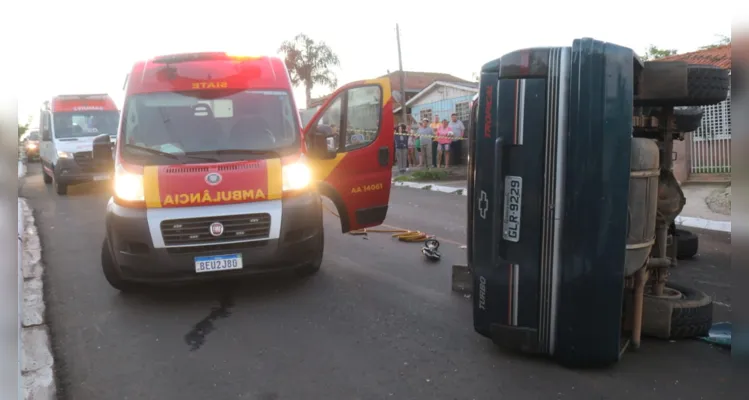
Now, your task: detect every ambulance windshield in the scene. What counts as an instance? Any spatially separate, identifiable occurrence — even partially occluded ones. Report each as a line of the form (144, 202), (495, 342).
(121, 89), (299, 164)
(53, 110), (120, 139)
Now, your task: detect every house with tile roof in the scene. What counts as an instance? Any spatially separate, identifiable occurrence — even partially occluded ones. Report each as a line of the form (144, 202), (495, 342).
(658, 44), (731, 183)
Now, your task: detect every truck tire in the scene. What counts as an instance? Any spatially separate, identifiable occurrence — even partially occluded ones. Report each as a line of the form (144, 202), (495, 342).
(296, 232), (324, 277)
(677, 64), (729, 107)
(43, 170), (52, 184)
(675, 228), (698, 260)
(101, 238), (140, 292)
(642, 282), (712, 340)
(674, 107), (704, 133)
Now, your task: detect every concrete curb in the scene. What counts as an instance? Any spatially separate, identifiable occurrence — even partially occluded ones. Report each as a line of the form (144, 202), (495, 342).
(392, 180), (732, 233)
(19, 198), (57, 400)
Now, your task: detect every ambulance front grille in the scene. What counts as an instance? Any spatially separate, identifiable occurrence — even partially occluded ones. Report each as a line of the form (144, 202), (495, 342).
(160, 213), (271, 246)
(73, 151), (94, 172)
(538, 47), (562, 353)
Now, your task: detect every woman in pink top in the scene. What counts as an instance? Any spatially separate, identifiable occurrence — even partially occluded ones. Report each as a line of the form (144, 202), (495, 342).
(436, 119), (454, 167)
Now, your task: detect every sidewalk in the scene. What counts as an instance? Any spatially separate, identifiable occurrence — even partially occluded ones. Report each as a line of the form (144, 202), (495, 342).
(391, 174), (732, 232)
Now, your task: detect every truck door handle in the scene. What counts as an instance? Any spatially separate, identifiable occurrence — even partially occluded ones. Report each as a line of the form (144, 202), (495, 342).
(378, 146), (389, 166)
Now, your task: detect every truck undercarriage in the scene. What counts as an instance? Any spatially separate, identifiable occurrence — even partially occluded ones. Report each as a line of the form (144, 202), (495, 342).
(467, 38), (729, 367)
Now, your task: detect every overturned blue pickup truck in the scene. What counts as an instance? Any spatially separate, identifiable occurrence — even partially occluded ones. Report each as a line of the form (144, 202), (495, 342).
(466, 38), (729, 367)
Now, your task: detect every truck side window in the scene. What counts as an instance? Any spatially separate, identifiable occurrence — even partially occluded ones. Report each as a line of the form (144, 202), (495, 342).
(344, 85), (381, 151)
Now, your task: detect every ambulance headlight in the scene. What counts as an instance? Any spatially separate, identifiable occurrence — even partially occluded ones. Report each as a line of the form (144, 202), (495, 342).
(57, 150), (74, 159)
(282, 162), (311, 191)
(114, 165), (144, 202)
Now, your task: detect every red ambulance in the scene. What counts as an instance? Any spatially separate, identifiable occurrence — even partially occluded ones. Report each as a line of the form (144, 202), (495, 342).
(91, 52), (394, 291)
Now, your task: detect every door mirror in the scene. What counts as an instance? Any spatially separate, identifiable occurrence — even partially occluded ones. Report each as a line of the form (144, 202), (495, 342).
(92, 134), (114, 171)
(307, 124), (337, 160)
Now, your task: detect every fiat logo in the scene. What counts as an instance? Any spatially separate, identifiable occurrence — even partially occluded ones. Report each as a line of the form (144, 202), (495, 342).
(209, 222), (224, 237)
(205, 172), (222, 186)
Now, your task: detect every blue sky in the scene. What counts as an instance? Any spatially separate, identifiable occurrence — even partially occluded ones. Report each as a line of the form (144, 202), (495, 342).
(7, 0), (731, 126)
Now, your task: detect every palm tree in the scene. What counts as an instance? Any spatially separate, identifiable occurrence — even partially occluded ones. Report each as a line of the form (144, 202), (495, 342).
(278, 33), (341, 108)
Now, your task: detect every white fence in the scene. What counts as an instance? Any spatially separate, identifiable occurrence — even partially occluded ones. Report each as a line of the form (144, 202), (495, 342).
(690, 94), (731, 175)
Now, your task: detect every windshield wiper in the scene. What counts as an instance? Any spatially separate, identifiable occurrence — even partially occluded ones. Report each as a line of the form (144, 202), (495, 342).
(125, 144), (219, 162)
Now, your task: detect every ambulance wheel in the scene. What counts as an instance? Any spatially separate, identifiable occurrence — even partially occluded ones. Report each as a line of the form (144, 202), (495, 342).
(675, 229), (699, 260)
(296, 233), (324, 277)
(54, 174), (68, 196)
(101, 238), (140, 292)
(43, 170), (52, 184)
(642, 282), (712, 340)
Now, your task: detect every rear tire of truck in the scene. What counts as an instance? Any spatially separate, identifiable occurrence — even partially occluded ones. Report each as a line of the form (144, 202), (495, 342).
(43, 170), (52, 184)
(641, 282), (712, 340)
(677, 65), (730, 107)
(296, 233), (324, 277)
(101, 238), (140, 293)
(675, 229), (699, 260)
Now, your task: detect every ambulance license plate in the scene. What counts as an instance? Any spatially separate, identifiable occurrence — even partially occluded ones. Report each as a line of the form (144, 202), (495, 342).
(194, 254), (243, 273)
(502, 175), (522, 242)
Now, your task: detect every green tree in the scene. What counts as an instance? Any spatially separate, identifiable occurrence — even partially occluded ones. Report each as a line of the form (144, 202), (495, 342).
(699, 34), (731, 50)
(18, 115), (32, 138)
(278, 33), (340, 108)
(642, 45), (678, 61)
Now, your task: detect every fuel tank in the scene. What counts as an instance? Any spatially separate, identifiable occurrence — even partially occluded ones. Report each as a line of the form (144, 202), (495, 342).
(469, 38), (635, 368)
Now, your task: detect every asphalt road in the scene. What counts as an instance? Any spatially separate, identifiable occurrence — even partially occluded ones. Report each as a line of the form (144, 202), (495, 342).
(20, 162), (736, 400)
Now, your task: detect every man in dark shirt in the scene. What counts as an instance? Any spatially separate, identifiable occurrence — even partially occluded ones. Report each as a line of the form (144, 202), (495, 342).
(394, 123), (409, 173)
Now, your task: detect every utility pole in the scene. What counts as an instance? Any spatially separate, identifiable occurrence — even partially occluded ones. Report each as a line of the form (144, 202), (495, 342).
(396, 23), (408, 127)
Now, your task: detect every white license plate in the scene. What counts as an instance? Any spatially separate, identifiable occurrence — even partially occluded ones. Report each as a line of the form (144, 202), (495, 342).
(502, 175), (523, 242)
(93, 175), (110, 181)
(194, 254), (243, 273)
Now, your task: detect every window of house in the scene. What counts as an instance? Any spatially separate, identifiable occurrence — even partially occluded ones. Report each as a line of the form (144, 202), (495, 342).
(455, 101), (470, 124)
(419, 108), (432, 122)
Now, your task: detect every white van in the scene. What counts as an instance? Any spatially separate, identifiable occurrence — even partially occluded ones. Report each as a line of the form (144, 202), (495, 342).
(39, 94), (120, 195)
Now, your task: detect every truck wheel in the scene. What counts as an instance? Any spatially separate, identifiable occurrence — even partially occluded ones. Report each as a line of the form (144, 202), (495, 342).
(296, 233), (324, 277)
(675, 229), (698, 260)
(43, 170), (52, 184)
(641, 282), (712, 340)
(674, 107), (704, 133)
(101, 238), (140, 292)
(676, 64), (730, 107)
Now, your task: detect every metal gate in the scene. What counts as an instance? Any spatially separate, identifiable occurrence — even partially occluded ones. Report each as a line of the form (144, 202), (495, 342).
(690, 94), (731, 175)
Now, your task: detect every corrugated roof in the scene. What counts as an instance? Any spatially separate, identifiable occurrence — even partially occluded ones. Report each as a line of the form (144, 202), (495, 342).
(657, 44), (731, 69)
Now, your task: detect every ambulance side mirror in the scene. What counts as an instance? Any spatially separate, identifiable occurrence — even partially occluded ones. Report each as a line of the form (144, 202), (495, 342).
(92, 134), (114, 171)
(306, 124), (336, 160)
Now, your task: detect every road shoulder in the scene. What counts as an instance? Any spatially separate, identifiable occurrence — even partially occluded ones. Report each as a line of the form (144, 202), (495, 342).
(19, 198), (57, 400)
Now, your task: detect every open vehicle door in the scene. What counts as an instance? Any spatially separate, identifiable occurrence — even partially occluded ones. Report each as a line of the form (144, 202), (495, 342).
(303, 78), (394, 233)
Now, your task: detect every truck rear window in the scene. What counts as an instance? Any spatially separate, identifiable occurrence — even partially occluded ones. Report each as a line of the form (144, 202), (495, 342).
(121, 89), (299, 163)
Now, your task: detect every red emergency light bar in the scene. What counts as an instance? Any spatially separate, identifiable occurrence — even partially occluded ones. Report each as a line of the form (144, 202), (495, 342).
(54, 94), (111, 100)
(152, 52), (260, 64)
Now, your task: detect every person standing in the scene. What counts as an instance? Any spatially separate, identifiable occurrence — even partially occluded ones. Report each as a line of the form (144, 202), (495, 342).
(430, 115), (441, 167)
(448, 113), (466, 166)
(436, 119), (454, 168)
(416, 119), (433, 168)
(394, 123), (409, 173)
(407, 130), (416, 168)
